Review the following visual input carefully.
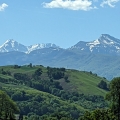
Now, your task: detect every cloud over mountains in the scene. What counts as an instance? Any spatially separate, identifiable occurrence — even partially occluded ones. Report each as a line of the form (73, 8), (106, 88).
(43, 0), (96, 11)
(100, 0), (120, 7)
(0, 3), (8, 11)
(43, 0), (120, 10)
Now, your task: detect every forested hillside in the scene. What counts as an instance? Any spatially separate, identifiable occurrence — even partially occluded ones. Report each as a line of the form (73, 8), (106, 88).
(0, 64), (109, 119)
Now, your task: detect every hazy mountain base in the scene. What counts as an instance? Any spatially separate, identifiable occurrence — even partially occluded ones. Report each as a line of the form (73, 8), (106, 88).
(0, 49), (120, 80)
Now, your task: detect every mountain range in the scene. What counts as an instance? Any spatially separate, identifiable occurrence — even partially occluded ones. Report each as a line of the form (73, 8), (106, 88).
(0, 34), (120, 80)
(0, 39), (59, 53)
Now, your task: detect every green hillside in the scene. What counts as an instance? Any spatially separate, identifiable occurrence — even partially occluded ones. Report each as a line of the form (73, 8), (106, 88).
(0, 65), (108, 95)
(0, 64), (109, 119)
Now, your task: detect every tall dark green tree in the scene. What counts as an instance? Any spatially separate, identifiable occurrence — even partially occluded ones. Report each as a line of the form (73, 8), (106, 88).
(0, 90), (19, 120)
(106, 77), (120, 120)
(98, 80), (108, 90)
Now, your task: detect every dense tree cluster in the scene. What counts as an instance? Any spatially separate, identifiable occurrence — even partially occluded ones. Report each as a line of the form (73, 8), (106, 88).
(13, 65), (21, 69)
(14, 73), (30, 81)
(80, 109), (117, 120)
(0, 68), (11, 76)
(47, 67), (65, 79)
(98, 80), (108, 90)
(2, 85), (108, 119)
(33, 68), (42, 79)
(2, 89), (82, 120)
(106, 77), (120, 120)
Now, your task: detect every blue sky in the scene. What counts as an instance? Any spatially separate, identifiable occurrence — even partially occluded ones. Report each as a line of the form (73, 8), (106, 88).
(0, 0), (120, 48)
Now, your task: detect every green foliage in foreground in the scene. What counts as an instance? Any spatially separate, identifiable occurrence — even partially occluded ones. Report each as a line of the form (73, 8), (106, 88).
(106, 77), (120, 120)
(0, 90), (19, 120)
(80, 109), (117, 120)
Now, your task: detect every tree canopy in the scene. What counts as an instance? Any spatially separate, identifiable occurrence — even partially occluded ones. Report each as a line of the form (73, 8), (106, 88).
(106, 77), (120, 120)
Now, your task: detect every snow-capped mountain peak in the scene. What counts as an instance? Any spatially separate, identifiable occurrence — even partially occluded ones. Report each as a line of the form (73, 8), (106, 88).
(98, 34), (120, 45)
(70, 34), (120, 55)
(1, 39), (15, 48)
(0, 39), (28, 53)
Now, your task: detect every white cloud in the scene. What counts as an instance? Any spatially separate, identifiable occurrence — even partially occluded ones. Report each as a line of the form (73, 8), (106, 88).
(0, 3), (8, 11)
(43, 0), (97, 11)
(100, 0), (119, 7)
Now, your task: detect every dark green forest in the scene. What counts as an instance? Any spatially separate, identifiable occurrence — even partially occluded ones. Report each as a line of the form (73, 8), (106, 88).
(0, 64), (119, 120)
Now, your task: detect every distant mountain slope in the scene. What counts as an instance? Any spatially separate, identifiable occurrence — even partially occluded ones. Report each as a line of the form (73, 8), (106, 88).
(0, 51), (26, 65)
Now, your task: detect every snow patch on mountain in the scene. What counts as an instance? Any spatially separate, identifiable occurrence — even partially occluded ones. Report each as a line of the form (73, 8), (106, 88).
(88, 39), (100, 46)
(87, 39), (100, 52)
(27, 43), (59, 53)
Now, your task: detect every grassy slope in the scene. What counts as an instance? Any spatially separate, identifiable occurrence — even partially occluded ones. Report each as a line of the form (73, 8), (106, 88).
(65, 70), (108, 96)
(0, 65), (108, 97)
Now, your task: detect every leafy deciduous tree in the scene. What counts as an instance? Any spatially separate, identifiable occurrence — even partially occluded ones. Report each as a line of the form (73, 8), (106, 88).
(106, 77), (120, 120)
(0, 90), (19, 120)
